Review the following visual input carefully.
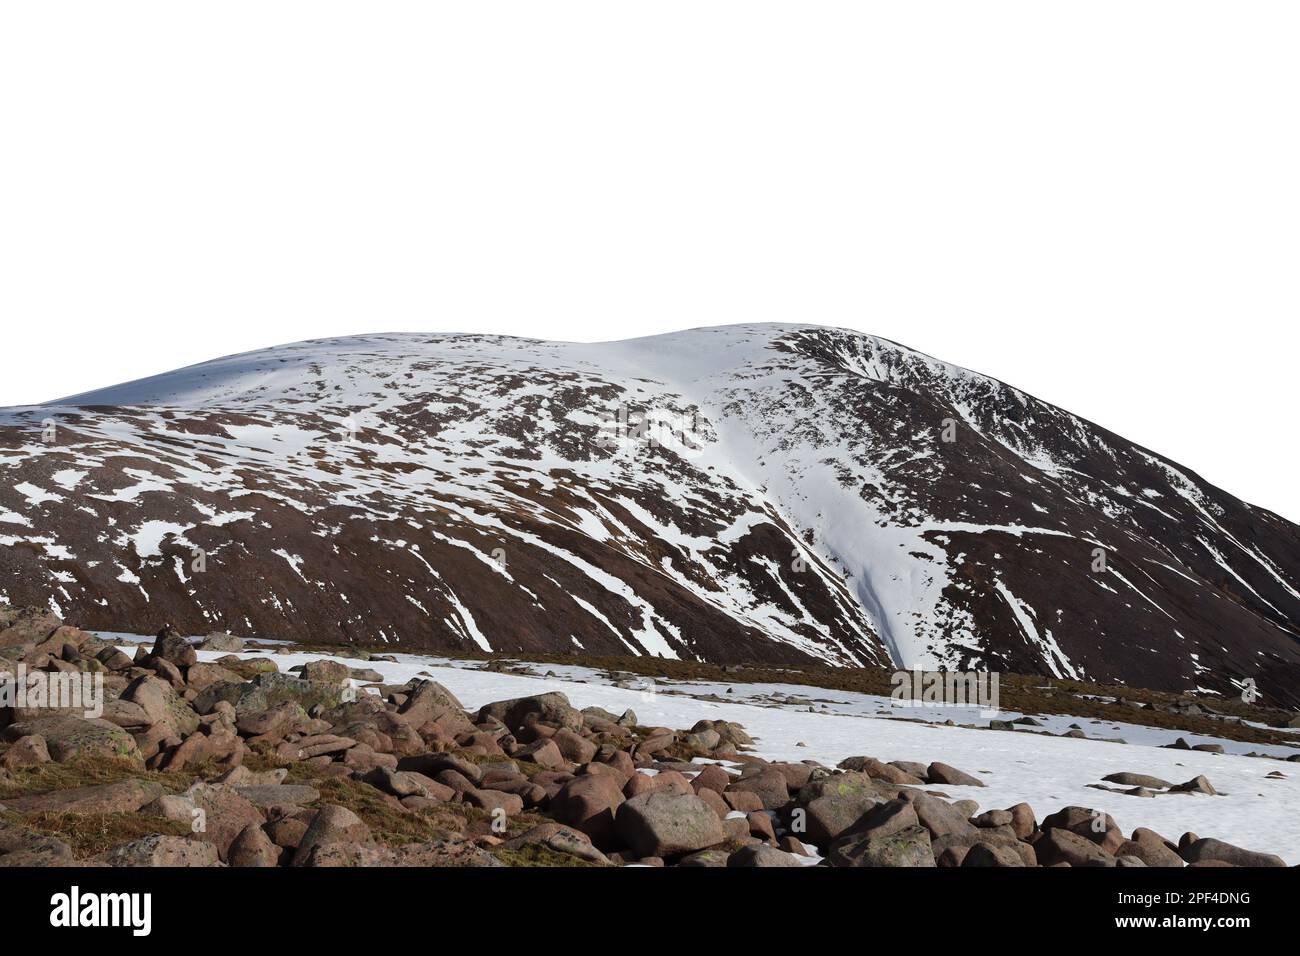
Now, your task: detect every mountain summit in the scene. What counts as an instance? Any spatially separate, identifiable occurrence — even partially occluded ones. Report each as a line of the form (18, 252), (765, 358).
(2, 325), (1297, 704)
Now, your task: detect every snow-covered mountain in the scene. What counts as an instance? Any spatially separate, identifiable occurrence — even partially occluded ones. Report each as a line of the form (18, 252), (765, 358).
(2, 325), (1298, 704)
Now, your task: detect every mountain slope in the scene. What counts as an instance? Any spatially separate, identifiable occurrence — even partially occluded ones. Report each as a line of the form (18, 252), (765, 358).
(1, 324), (1297, 704)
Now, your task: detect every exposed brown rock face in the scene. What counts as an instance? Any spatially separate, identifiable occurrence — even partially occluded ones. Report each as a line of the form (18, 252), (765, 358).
(1, 325), (1298, 703)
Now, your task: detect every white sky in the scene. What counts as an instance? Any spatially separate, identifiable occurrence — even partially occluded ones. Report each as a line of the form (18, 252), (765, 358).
(2, 3), (1297, 521)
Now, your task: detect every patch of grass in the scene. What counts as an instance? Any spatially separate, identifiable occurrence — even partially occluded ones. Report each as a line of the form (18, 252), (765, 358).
(6, 755), (235, 800)
(452, 749), (550, 778)
(305, 775), (466, 845)
(3, 809), (192, 858)
(239, 751), (311, 780)
(456, 802), (550, 839)
(491, 843), (602, 867)
(279, 770), (552, 845)
(0, 755), (204, 801)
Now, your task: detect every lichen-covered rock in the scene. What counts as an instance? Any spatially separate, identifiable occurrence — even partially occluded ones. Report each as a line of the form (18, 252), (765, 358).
(194, 672), (344, 718)
(828, 824), (936, 867)
(1, 715), (140, 763)
(123, 675), (200, 738)
(100, 834), (220, 867)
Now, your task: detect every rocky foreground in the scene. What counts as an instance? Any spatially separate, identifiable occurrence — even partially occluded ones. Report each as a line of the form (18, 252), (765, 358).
(0, 612), (1291, 868)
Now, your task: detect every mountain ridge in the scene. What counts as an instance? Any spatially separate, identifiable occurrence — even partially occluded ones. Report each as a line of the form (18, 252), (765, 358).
(2, 324), (1297, 705)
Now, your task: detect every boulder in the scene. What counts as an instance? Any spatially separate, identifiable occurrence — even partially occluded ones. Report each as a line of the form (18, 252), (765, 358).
(163, 725), (242, 772)
(747, 810), (777, 842)
(972, 809), (1013, 828)
(396, 751), (483, 785)
(2, 734), (50, 769)
(1170, 775), (1217, 795)
(0, 607), (62, 649)
(141, 794), (198, 824)
(691, 764), (731, 795)
(184, 662), (245, 691)
(477, 692), (582, 733)
(628, 769), (691, 799)
(551, 774), (626, 846)
(182, 783), (265, 861)
(1007, 802), (1036, 840)
(235, 700), (306, 740)
(501, 823), (611, 865)
(838, 755), (924, 785)
(799, 772), (885, 846)
(1, 715), (140, 763)
(101, 699), (153, 731)
(551, 728), (598, 764)
(299, 659), (351, 685)
(908, 793), (977, 841)
(277, 733), (355, 760)
(0, 820), (74, 867)
(962, 841), (1026, 867)
(678, 848), (730, 867)
(145, 656), (185, 688)
(722, 790), (765, 814)
(727, 845), (803, 867)
(1041, 806), (1123, 853)
(396, 679), (465, 723)
(464, 788), (525, 815)
(516, 738), (566, 769)
(291, 805), (373, 866)
(633, 732), (675, 758)
(195, 672), (344, 718)
(198, 633), (245, 652)
(927, 762), (985, 787)
(95, 646), (135, 671)
(727, 767), (791, 810)
(1036, 829), (1116, 867)
(364, 768), (455, 802)
(695, 786), (729, 819)
(683, 729), (722, 752)
(695, 719), (752, 749)
(25, 625), (93, 665)
(841, 799), (920, 842)
(4, 779), (161, 814)
(227, 824), (281, 867)
(1101, 772), (1173, 790)
(101, 834), (220, 867)
(828, 824), (936, 867)
(122, 675), (200, 738)
(615, 791), (726, 859)
(265, 817), (310, 851)
(1116, 837), (1184, 868)
(150, 627), (198, 667)
(1180, 838), (1285, 868)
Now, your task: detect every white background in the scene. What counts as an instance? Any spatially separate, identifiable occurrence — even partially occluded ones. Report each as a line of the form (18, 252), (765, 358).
(2, 3), (1297, 520)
